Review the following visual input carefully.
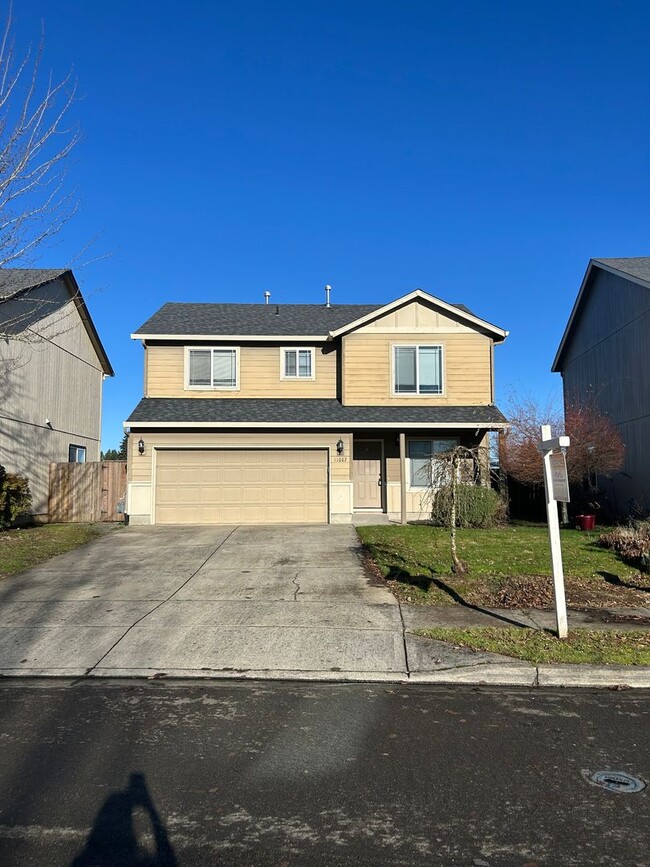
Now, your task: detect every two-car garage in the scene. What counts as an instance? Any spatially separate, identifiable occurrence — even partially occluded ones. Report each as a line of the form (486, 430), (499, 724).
(154, 448), (329, 524)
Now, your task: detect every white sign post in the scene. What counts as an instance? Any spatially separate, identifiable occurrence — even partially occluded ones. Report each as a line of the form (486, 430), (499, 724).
(539, 424), (570, 639)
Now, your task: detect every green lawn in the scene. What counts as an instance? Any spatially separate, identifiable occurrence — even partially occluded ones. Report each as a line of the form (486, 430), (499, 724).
(416, 627), (650, 665)
(0, 524), (102, 578)
(357, 523), (650, 608)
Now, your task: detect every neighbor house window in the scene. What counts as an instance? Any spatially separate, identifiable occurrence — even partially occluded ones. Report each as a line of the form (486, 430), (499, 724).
(394, 345), (443, 395)
(69, 445), (87, 463)
(281, 347), (314, 379)
(408, 438), (457, 487)
(187, 347), (238, 389)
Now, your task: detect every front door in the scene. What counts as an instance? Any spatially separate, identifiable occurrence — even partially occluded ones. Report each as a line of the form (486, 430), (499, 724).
(353, 440), (382, 509)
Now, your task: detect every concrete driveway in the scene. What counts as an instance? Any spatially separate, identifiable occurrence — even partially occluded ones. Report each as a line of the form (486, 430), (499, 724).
(0, 525), (409, 680)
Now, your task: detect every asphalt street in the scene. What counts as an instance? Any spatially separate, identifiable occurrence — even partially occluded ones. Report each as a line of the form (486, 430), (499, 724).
(0, 681), (647, 866)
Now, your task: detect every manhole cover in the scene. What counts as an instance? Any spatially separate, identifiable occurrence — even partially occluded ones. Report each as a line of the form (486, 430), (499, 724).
(587, 771), (646, 793)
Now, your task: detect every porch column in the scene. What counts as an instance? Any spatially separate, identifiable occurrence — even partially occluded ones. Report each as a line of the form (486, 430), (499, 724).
(399, 432), (407, 524)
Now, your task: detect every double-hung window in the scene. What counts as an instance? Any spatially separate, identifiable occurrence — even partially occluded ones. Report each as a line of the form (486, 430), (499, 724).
(394, 345), (443, 395)
(408, 438), (458, 487)
(281, 347), (314, 380)
(187, 347), (238, 389)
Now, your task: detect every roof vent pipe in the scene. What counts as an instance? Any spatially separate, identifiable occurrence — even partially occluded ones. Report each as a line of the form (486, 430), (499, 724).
(264, 291), (271, 304)
(275, 305), (279, 315)
(325, 284), (332, 307)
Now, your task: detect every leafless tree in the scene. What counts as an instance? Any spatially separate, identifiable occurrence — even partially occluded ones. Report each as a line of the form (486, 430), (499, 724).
(0, 6), (81, 343)
(499, 391), (625, 516)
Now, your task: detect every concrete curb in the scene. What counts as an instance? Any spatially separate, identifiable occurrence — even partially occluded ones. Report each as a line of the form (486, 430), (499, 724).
(3, 664), (650, 687)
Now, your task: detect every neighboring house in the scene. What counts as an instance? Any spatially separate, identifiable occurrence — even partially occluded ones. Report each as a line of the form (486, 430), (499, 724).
(125, 288), (508, 525)
(0, 269), (114, 519)
(552, 257), (650, 514)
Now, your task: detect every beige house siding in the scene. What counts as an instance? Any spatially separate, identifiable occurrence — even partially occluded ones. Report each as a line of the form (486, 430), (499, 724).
(342, 330), (492, 406)
(145, 342), (337, 399)
(0, 279), (104, 517)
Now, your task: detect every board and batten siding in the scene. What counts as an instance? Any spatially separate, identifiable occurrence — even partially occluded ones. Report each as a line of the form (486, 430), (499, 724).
(560, 267), (650, 510)
(0, 279), (104, 517)
(145, 342), (337, 399)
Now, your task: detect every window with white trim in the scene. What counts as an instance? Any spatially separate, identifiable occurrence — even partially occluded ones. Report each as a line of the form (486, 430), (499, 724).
(187, 347), (238, 389)
(394, 345), (443, 395)
(69, 444), (87, 463)
(281, 347), (314, 379)
(409, 438), (458, 487)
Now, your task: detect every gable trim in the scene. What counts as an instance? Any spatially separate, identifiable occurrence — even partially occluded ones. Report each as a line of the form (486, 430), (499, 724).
(327, 289), (508, 341)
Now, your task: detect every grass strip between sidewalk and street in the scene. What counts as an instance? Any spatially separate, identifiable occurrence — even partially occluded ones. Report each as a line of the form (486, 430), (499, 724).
(415, 627), (650, 665)
(0, 524), (102, 578)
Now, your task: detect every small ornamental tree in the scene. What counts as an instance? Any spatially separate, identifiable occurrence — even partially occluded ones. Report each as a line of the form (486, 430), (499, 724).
(424, 444), (503, 575)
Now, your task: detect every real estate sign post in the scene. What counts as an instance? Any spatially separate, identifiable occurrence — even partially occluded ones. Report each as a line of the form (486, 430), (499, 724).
(539, 424), (570, 639)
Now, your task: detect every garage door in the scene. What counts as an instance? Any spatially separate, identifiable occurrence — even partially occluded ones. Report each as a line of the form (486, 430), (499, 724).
(154, 449), (329, 524)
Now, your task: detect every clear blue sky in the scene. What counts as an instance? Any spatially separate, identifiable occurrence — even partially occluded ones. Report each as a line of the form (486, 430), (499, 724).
(14, 0), (650, 449)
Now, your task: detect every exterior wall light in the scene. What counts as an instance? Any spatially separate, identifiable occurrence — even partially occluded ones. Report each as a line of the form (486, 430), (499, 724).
(138, 438), (145, 455)
(336, 438), (344, 455)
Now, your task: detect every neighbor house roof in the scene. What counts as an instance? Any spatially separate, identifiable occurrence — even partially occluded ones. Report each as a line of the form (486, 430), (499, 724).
(126, 398), (508, 429)
(0, 268), (114, 376)
(552, 257), (650, 372)
(0, 268), (66, 299)
(131, 290), (505, 341)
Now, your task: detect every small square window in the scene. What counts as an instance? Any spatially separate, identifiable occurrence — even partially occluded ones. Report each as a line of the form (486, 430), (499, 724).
(282, 347), (314, 379)
(69, 445), (86, 463)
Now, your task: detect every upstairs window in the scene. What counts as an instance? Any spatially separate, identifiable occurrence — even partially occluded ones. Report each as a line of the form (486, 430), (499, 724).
(187, 347), (238, 389)
(281, 347), (314, 379)
(394, 345), (443, 395)
(69, 445), (87, 463)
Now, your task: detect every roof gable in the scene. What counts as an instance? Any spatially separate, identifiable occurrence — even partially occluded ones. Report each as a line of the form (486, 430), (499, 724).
(328, 289), (507, 340)
(0, 268), (113, 376)
(552, 257), (650, 372)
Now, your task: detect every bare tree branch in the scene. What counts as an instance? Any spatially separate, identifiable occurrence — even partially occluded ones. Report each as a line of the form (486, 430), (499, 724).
(0, 6), (82, 347)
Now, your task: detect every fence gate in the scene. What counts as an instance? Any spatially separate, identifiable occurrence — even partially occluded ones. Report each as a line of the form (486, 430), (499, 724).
(48, 461), (127, 523)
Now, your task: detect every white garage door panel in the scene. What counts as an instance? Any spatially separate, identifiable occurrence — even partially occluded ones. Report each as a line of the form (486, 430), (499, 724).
(155, 449), (329, 525)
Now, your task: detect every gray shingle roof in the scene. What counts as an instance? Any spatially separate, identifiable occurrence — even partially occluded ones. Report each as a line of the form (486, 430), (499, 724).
(126, 398), (507, 426)
(134, 300), (477, 337)
(0, 268), (66, 300)
(594, 257), (650, 284)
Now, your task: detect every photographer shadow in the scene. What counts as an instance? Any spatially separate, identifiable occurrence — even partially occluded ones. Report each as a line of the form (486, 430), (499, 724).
(71, 772), (177, 867)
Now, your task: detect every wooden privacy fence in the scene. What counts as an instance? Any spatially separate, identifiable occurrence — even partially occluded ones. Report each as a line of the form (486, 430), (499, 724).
(48, 461), (127, 523)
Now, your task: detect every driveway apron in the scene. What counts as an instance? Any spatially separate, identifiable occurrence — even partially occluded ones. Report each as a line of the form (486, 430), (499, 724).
(0, 525), (407, 680)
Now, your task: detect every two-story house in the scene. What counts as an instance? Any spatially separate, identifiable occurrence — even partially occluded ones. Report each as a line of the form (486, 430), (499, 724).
(124, 288), (508, 525)
(0, 269), (114, 519)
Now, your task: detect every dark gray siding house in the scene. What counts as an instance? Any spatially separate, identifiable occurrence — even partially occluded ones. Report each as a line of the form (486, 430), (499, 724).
(552, 257), (650, 514)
